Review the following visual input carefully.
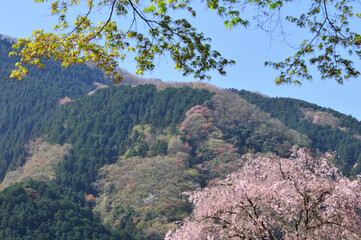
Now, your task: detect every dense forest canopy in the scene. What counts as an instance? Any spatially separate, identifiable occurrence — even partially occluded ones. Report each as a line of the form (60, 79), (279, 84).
(6, 0), (361, 85)
(1, 37), (361, 238)
(0, 180), (118, 240)
(235, 89), (361, 176)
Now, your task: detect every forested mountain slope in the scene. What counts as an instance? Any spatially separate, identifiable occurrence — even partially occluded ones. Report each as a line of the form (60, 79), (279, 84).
(0, 37), (112, 179)
(1, 36), (361, 239)
(235, 89), (361, 175)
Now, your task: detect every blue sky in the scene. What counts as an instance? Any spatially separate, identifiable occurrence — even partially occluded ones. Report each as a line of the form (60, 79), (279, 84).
(1, 1), (360, 120)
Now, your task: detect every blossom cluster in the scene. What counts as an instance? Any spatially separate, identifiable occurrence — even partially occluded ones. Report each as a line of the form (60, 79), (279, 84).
(166, 147), (361, 239)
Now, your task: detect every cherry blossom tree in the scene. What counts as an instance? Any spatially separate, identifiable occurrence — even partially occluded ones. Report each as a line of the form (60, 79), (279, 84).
(165, 147), (361, 240)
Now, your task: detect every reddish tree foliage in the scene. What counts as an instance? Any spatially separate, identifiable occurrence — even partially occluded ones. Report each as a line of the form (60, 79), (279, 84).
(184, 105), (212, 118)
(84, 194), (96, 203)
(180, 105), (213, 143)
(59, 97), (71, 105)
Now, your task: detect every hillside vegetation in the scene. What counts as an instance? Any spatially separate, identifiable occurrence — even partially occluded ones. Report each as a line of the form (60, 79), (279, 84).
(1, 37), (361, 239)
(236, 89), (361, 175)
(0, 140), (71, 190)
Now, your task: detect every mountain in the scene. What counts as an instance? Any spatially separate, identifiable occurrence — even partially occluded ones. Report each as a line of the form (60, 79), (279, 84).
(235, 89), (361, 175)
(0, 36), (361, 239)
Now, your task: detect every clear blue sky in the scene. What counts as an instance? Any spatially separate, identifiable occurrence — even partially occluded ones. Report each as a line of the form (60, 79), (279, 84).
(1, 1), (360, 120)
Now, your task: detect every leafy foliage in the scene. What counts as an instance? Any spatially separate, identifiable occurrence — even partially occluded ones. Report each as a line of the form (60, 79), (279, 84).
(7, 1), (361, 84)
(9, 0), (236, 82)
(265, 0), (361, 84)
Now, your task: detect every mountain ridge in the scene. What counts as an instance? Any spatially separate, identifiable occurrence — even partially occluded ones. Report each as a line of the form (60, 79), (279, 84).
(0, 37), (361, 239)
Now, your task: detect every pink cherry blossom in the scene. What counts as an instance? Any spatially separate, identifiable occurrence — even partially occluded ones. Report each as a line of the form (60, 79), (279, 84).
(166, 147), (361, 240)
